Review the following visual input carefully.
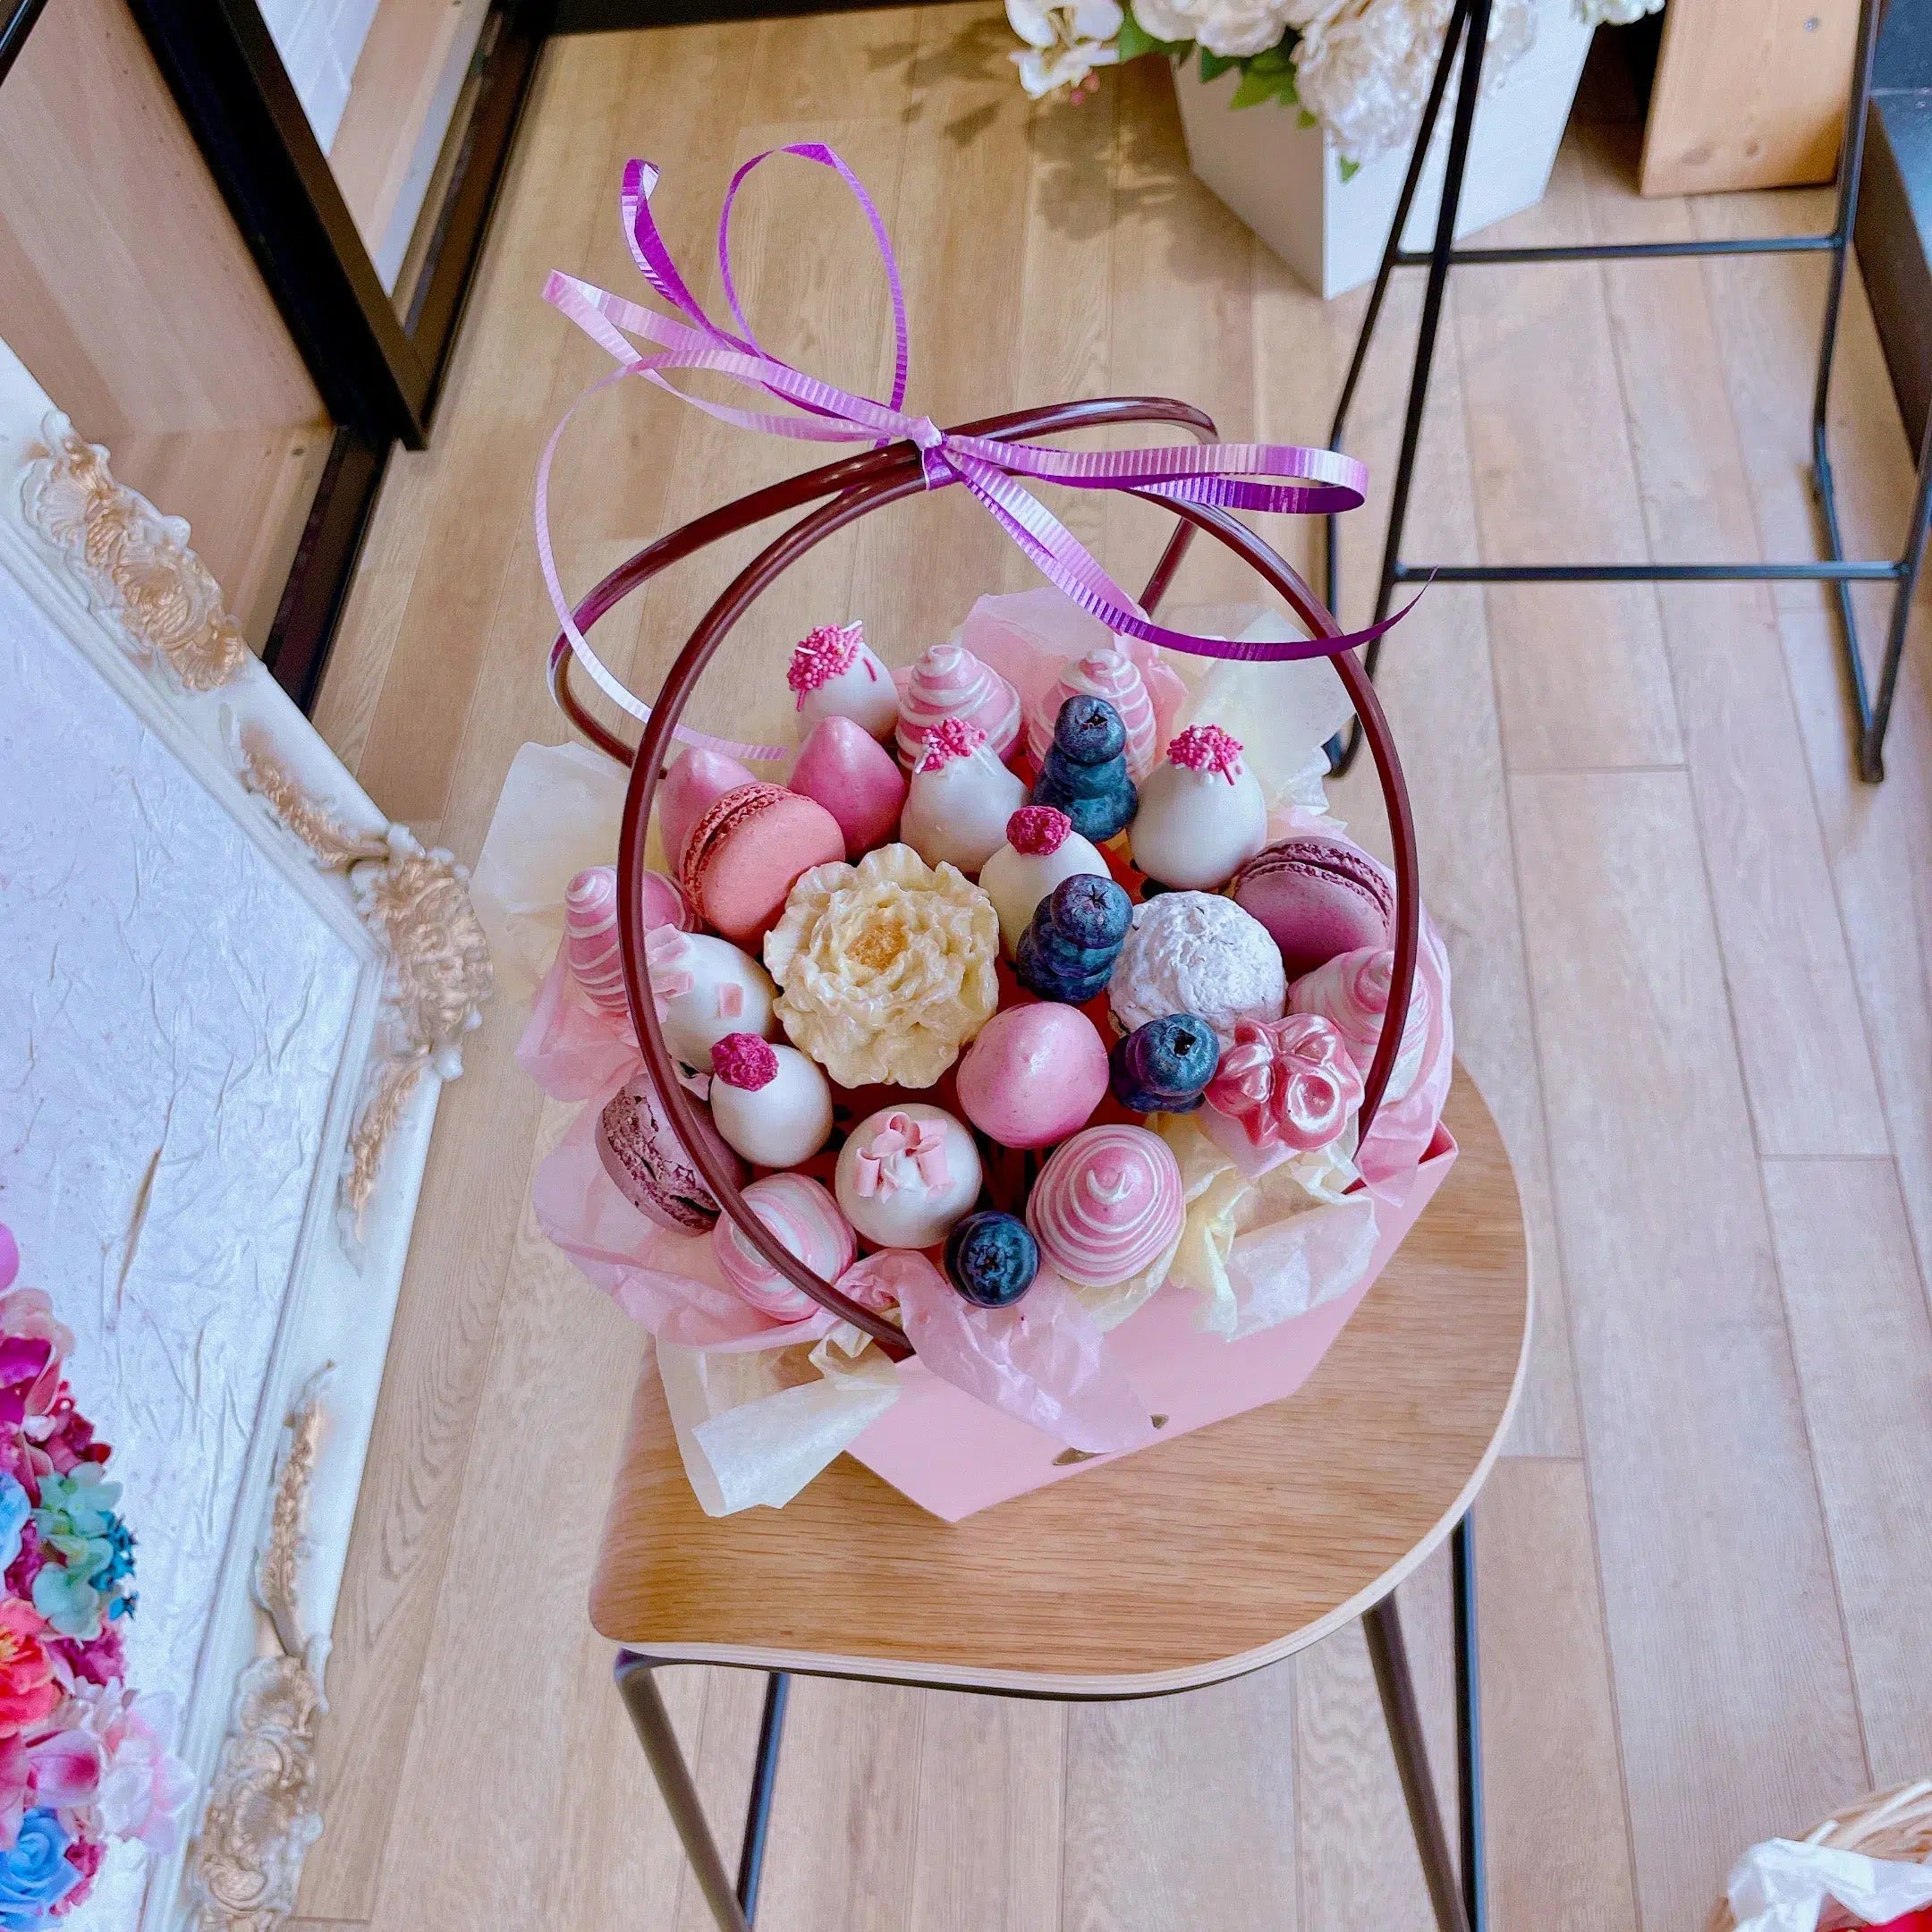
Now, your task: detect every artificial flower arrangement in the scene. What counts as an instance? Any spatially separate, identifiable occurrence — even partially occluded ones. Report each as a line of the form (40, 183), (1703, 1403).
(1006, 0), (1660, 166)
(0, 1224), (190, 1928)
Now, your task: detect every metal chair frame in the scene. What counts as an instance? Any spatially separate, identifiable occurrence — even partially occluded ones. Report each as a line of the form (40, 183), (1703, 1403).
(1324, 0), (1931, 784)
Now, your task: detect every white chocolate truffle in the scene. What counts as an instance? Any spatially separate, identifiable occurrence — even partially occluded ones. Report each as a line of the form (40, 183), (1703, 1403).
(834, 1103), (982, 1250)
(899, 718), (1029, 874)
(787, 621), (899, 741)
(977, 805), (1110, 954)
(707, 1034), (834, 1168)
(1128, 724), (1268, 891)
(647, 927), (776, 1071)
(1108, 891), (1287, 1048)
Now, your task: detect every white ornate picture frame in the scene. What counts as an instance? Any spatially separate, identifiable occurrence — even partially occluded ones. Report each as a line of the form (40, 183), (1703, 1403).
(0, 338), (488, 1930)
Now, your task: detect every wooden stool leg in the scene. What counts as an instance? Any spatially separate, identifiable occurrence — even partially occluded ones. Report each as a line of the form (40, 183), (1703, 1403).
(1364, 1551), (1475, 1932)
(614, 1651), (750, 1932)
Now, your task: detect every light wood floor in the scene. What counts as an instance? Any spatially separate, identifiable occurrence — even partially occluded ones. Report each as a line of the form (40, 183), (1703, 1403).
(301, 13), (1932, 1929)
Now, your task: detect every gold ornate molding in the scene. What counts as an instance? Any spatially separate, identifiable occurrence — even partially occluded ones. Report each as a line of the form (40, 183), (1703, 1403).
(188, 1379), (330, 1932)
(233, 730), (492, 1239)
(19, 414), (250, 691)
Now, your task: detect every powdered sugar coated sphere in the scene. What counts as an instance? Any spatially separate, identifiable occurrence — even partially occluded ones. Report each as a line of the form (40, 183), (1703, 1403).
(1107, 891), (1286, 1047)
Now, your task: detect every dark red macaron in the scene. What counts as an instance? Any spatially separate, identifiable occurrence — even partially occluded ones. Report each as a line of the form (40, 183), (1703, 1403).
(1228, 835), (1394, 980)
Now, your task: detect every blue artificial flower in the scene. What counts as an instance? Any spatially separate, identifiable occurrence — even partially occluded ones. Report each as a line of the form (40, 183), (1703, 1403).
(0, 1809), (79, 1929)
(30, 1562), (99, 1643)
(0, 1479), (28, 1576)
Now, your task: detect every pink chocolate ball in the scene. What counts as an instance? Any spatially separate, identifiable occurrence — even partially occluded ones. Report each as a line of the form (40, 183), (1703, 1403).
(956, 1003), (1108, 1149)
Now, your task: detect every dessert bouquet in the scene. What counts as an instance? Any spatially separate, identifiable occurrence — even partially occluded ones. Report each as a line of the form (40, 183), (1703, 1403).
(479, 148), (1454, 1517)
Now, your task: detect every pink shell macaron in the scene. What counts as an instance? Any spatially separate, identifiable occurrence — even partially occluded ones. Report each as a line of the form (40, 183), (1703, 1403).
(977, 806), (1110, 954)
(1290, 945), (1431, 1104)
(955, 1003), (1109, 1148)
(646, 927), (775, 1071)
(788, 715), (907, 859)
(787, 620), (899, 741)
(564, 864), (691, 1017)
(659, 746), (760, 871)
(713, 1174), (857, 1321)
(1025, 1123), (1184, 1288)
(679, 782), (846, 946)
(1128, 724), (1268, 891)
(834, 1103), (983, 1250)
(899, 718), (1028, 874)
(705, 1032), (833, 1169)
(596, 1072), (746, 1233)
(894, 640), (1022, 767)
(1026, 646), (1158, 781)
(1230, 835), (1395, 980)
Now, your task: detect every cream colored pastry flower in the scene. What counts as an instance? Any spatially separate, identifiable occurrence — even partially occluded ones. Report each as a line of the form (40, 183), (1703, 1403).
(764, 843), (999, 1089)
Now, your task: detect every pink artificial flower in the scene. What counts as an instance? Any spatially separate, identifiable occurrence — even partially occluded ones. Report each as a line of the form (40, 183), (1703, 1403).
(0, 1735), (27, 1849)
(53, 1625), (121, 1691)
(0, 1294), (71, 1377)
(27, 1396), (104, 1480)
(4, 1525), (43, 1604)
(26, 1726), (101, 1813)
(0, 1601), (59, 1737)
(51, 1832), (101, 1913)
(64, 1687), (191, 1853)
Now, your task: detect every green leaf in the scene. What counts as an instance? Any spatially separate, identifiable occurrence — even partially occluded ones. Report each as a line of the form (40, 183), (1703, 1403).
(1117, 1), (1191, 60)
(1297, 106), (1318, 128)
(1198, 47), (1236, 80)
(1338, 156), (1361, 182)
(1229, 65), (1281, 108)
(1244, 41), (1292, 72)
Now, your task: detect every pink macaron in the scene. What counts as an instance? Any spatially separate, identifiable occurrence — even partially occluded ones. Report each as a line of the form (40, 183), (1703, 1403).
(955, 1002), (1109, 1148)
(596, 1073), (745, 1233)
(659, 746), (759, 869)
(679, 782), (845, 946)
(1230, 835), (1394, 980)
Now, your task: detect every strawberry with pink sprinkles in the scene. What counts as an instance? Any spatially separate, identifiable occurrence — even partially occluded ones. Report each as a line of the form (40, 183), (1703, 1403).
(785, 621), (899, 741)
(1165, 723), (1246, 784)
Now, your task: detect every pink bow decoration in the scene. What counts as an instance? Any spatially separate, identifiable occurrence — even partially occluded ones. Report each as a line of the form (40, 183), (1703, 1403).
(537, 148), (1414, 764)
(852, 1112), (951, 1198)
(1207, 1013), (1366, 1155)
(642, 925), (695, 1022)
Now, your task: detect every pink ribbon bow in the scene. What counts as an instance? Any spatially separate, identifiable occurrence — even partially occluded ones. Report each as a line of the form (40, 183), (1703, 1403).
(642, 925), (696, 1022)
(853, 1111), (951, 1198)
(1208, 1014), (1366, 1155)
(537, 148), (1411, 764)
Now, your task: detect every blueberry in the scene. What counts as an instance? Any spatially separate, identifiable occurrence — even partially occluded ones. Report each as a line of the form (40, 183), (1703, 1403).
(1053, 694), (1127, 766)
(945, 1210), (1040, 1308)
(1111, 1013), (1220, 1114)
(1048, 874), (1132, 950)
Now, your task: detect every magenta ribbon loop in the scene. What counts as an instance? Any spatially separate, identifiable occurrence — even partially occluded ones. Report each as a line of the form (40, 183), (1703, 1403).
(537, 147), (1401, 763)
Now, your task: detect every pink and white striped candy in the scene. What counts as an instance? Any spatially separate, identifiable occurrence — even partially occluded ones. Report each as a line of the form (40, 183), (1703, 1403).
(564, 865), (691, 1016)
(1289, 945), (1432, 1106)
(1026, 646), (1159, 780)
(712, 1174), (857, 1321)
(894, 640), (1021, 767)
(1025, 1124), (1183, 1289)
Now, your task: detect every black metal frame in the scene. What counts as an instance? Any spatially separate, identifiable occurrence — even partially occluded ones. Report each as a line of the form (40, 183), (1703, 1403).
(1324, 0), (1932, 784)
(615, 1512), (1487, 1932)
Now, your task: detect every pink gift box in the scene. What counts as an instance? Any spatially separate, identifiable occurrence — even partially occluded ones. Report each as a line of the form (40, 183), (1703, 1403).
(846, 1123), (1459, 1521)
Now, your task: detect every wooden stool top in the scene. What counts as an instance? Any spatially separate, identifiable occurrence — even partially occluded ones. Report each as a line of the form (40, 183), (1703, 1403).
(590, 1070), (1529, 1698)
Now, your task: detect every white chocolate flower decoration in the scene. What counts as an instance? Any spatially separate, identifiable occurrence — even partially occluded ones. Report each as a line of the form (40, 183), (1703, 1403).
(764, 843), (999, 1089)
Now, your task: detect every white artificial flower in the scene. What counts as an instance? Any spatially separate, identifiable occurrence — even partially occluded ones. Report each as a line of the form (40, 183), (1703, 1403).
(1006, 0), (1125, 96)
(1294, 0), (1533, 165)
(1134, 0), (1300, 57)
(1576, 0), (1661, 21)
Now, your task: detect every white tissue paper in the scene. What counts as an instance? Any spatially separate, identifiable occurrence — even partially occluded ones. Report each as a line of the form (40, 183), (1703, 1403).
(1724, 1829), (1932, 1932)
